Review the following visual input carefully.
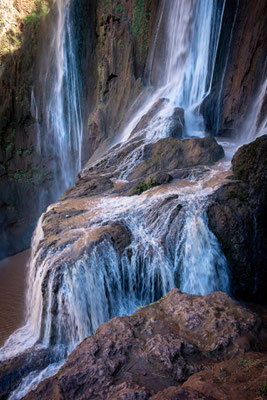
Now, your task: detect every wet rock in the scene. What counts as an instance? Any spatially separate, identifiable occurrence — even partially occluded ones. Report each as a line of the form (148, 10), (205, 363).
(23, 289), (262, 400)
(202, 0), (267, 133)
(130, 137), (224, 179)
(130, 99), (169, 137)
(129, 172), (173, 195)
(168, 107), (185, 138)
(60, 174), (113, 200)
(207, 136), (267, 302)
(232, 134), (267, 196)
(0, 346), (64, 400)
(130, 99), (184, 139)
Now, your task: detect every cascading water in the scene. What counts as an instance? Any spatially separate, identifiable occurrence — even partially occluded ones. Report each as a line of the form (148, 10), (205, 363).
(34, 0), (83, 195)
(0, 1), (235, 398)
(120, 0), (226, 142)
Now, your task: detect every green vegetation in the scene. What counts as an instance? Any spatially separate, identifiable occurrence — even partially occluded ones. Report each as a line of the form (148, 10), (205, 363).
(130, 176), (157, 195)
(131, 0), (151, 61)
(11, 166), (50, 184)
(24, 1), (50, 27)
(238, 358), (256, 368)
(258, 382), (267, 396)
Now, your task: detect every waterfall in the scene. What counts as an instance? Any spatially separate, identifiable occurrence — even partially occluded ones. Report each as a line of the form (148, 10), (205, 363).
(0, 1), (232, 397)
(34, 0), (83, 195)
(241, 78), (267, 143)
(0, 181), (229, 362)
(121, 0), (226, 143)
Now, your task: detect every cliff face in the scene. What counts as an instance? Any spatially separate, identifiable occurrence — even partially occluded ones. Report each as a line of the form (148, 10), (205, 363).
(202, 0), (267, 135)
(84, 0), (160, 161)
(0, 0), (159, 258)
(0, 0), (54, 258)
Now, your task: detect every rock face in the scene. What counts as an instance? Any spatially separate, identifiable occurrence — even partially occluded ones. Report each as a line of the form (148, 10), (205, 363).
(207, 135), (267, 302)
(202, 0), (267, 134)
(0, 346), (63, 400)
(23, 289), (263, 400)
(130, 137), (224, 179)
(84, 0), (160, 160)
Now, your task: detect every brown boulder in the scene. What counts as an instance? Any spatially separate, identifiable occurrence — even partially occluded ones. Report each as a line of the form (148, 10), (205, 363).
(23, 289), (262, 400)
(232, 134), (267, 196)
(207, 135), (267, 302)
(182, 352), (267, 400)
(130, 136), (224, 179)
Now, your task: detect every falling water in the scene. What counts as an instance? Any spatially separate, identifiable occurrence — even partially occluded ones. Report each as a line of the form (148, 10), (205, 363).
(0, 1), (233, 398)
(241, 78), (267, 143)
(34, 0), (83, 195)
(121, 0), (226, 144)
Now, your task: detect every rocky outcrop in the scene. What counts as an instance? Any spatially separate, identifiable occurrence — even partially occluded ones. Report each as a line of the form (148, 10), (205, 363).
(129, 98), (184, 139)
(207, 135), (267, 302)
(23, 289), (264, 400)
(202, 0), (267, 134)
(183, 352), (267, 400)
(130, 137), (224, 179)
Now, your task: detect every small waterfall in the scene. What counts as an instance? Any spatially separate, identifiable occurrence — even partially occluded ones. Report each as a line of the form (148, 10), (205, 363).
(0, 182), (229, 362)
(34, 0), (83, 195)
(241, 78), (267, 143)
(177, 202), (229, 295)
(121, 0), (226, 143)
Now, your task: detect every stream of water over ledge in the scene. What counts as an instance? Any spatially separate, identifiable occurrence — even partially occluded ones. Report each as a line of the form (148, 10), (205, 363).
(0, 0), (266, 398)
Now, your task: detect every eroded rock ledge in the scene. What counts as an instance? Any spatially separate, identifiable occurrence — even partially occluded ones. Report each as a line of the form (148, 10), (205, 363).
(23, 289), (266, 400)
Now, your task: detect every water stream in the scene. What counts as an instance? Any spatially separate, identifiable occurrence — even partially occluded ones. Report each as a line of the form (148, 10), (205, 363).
(0, 0), (266, 398)
(34, 0), (83, 196)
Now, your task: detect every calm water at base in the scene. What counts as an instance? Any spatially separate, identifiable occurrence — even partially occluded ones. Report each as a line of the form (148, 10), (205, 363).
(0, 250), (30, 347)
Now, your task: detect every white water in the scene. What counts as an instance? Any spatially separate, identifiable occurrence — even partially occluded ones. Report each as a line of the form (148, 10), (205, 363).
(241, 78), (267, 143)
(34, 0), (83, 195)
(120, 0), (225, 143)
(1, 0), (263, 398)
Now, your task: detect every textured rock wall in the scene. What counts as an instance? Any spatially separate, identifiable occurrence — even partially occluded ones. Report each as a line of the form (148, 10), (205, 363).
(84, 0), (160, 161)
(0, 0), (54, 258)
(207, 135), (267, 302)
(202, 0), (267, 135)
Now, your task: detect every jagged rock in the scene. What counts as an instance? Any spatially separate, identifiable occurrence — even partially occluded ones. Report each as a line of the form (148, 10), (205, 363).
(23, 289), (262, 400)
(0, 346), (63, 399)
(207, 135), (267, 302)
(182, 352), (267, 400)
(130, 137), (224, 179)
(130, 99), (185, 139)
(168, 107), (185, 138)
(130, 99), (169, 137)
